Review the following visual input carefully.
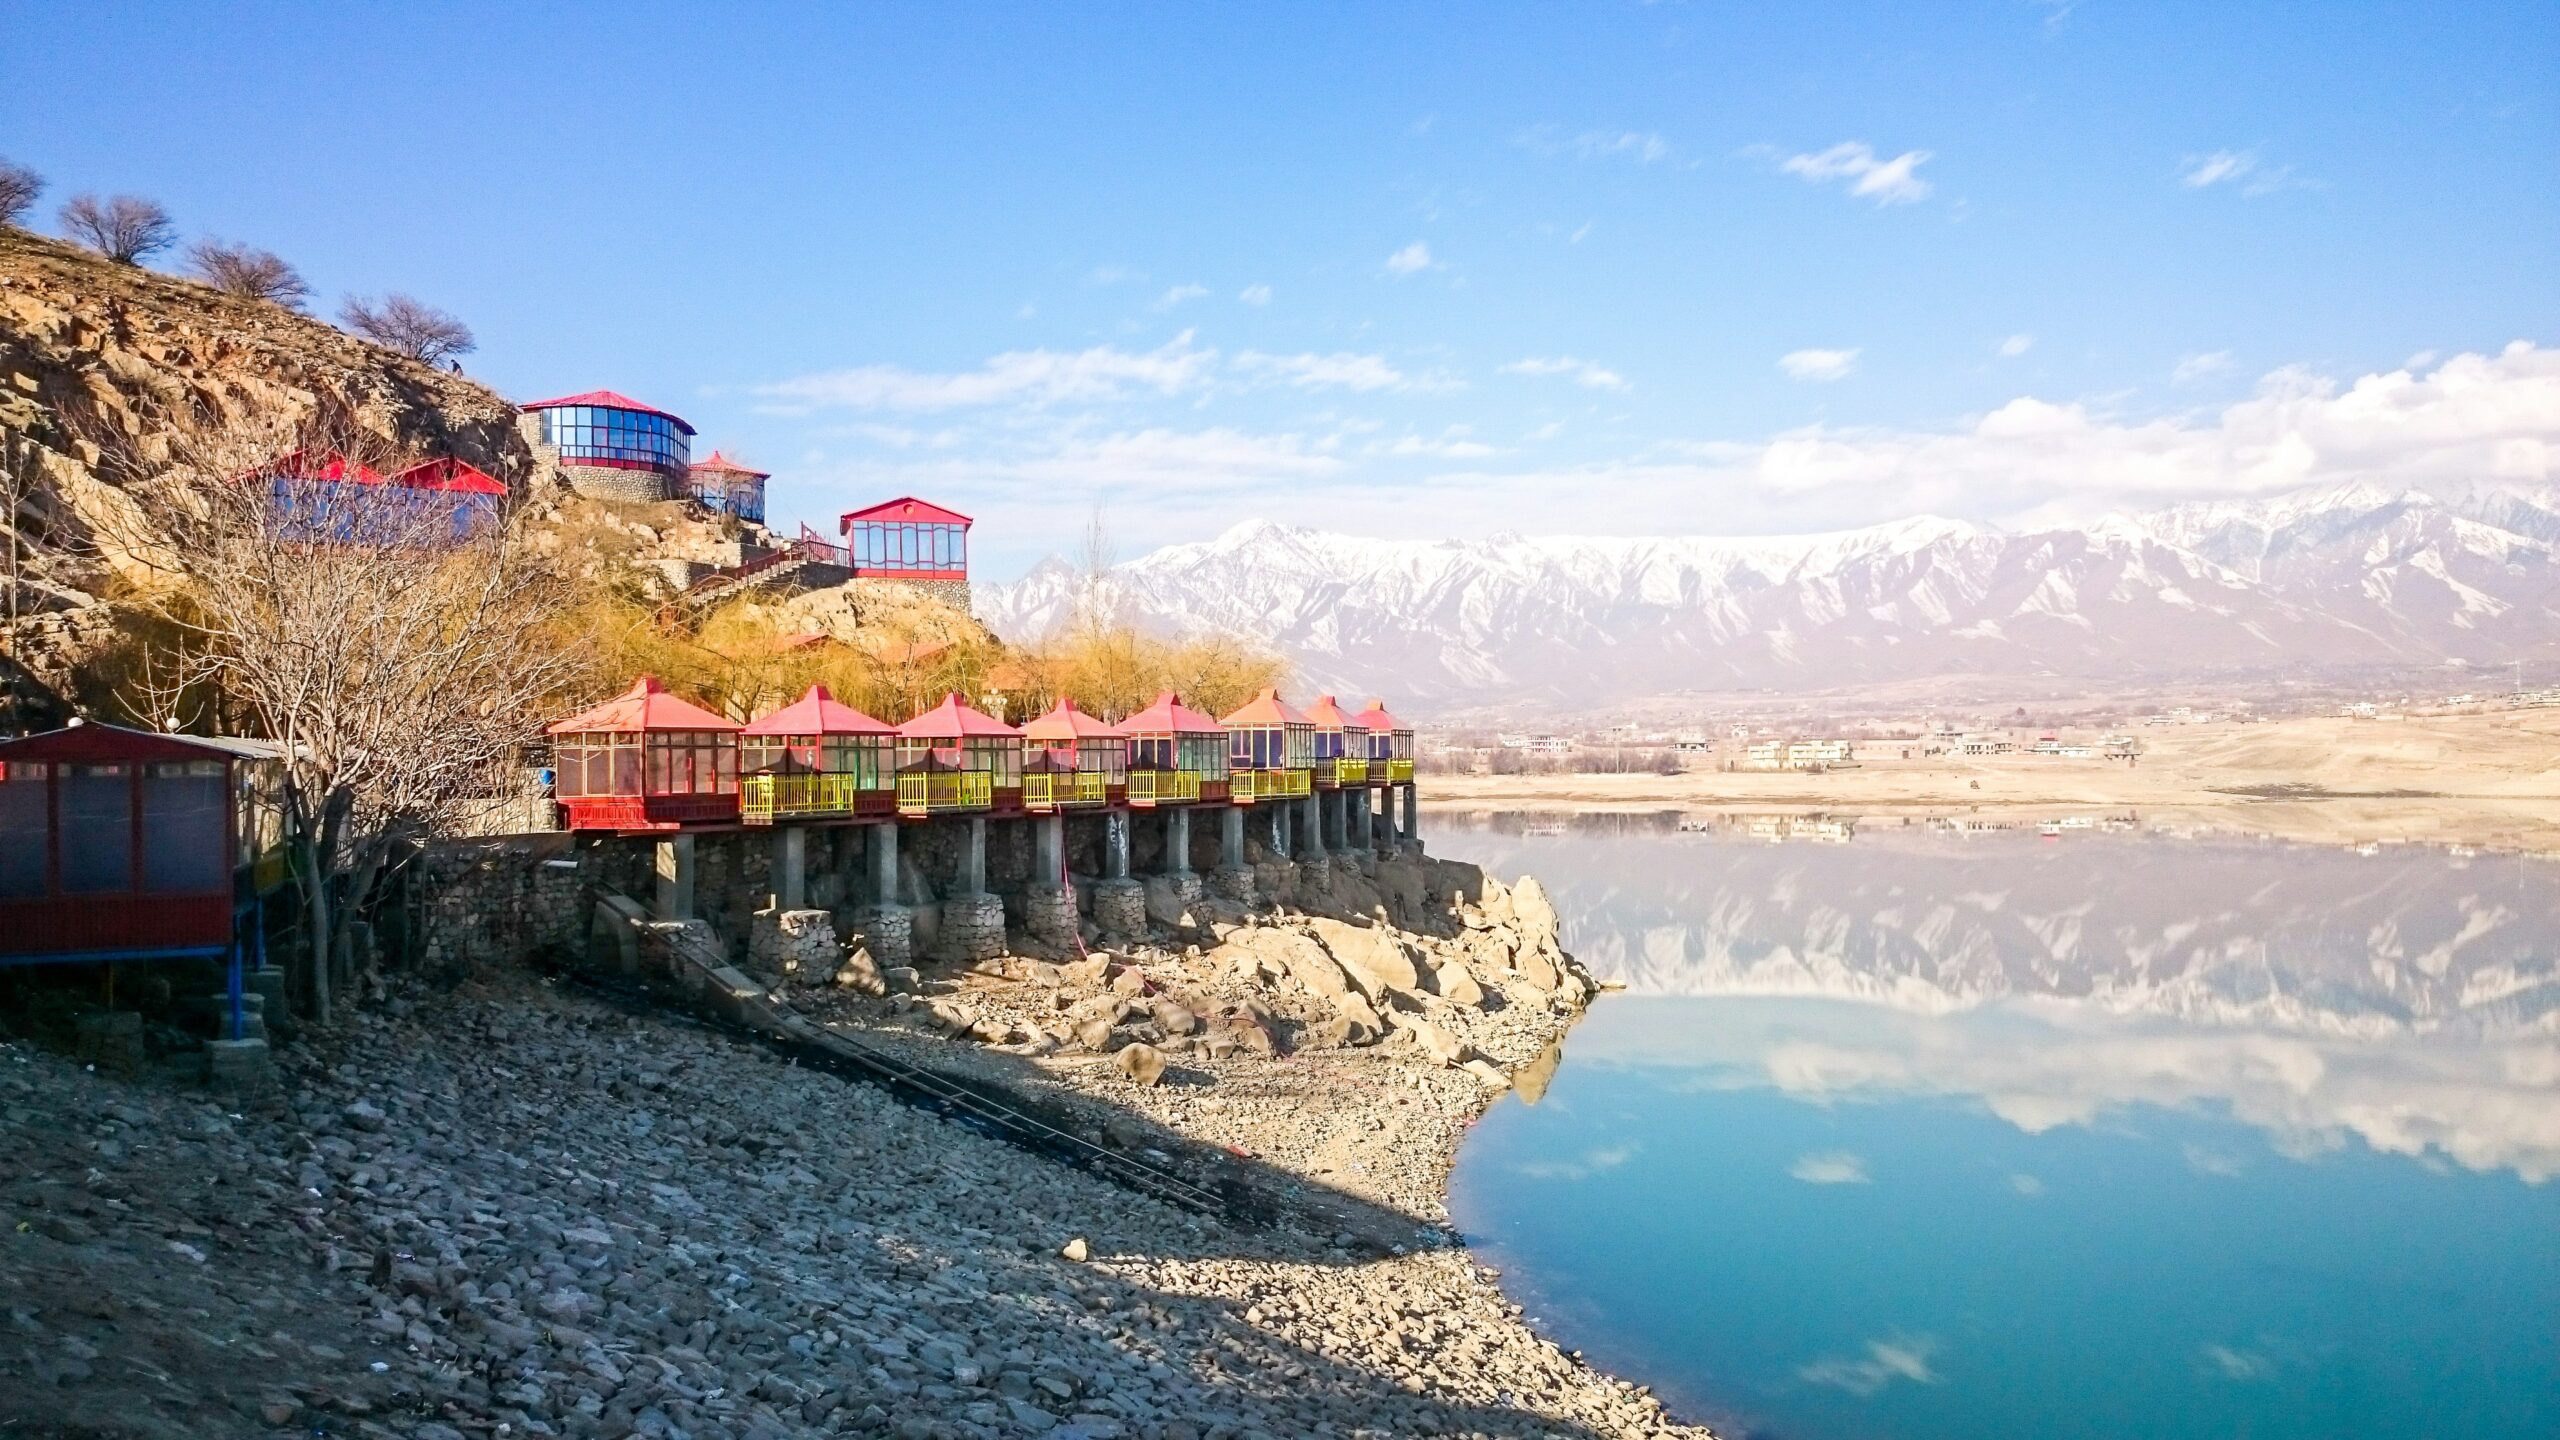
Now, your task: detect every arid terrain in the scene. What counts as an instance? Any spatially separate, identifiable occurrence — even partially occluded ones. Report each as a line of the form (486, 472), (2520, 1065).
(1427, 709), (2560, 852)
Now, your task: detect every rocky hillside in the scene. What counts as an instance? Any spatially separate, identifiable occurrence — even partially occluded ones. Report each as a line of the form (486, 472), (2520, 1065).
(980, 484), (2560, 714)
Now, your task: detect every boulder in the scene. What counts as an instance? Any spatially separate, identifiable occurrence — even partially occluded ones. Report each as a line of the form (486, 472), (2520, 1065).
(1220, 1005), (1279, 1056)
(1511, 874), (1561, 947)
(1304, 917), (1422, 997)
(1397, 1015), (1466, 1067)
(1461, 1058), (1512, 1089)
(1150, 998), (1201, 1036)
(833, 945), (886, 995)
(1333, 990), (1388, 1045)
(1114, 1042), (1168, 1086)
(1423, 954), (1485, 1008)
(1225, 928), (1354, 1005)
(1071, 1011), (1117, 1052)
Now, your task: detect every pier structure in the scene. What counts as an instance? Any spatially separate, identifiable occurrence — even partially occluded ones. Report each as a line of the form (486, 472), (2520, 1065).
(543, 678), (1424, 969)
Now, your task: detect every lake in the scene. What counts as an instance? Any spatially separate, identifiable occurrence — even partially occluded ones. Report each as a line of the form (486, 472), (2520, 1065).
(1439, 811), (2560, 1440)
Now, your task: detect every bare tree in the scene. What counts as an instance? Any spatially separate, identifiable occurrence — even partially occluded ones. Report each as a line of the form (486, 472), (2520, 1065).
(187, 239), (310, 310)
(0, 158), (41, 228)
(340, 293), (475, 366)
(99, 405), (574, 1024)
(58, 193), (176, 264)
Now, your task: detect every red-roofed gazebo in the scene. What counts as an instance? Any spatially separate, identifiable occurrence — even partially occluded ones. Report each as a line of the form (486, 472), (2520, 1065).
(738, 684), (895, 824)
(1220, 687), (1315, 802)
(547, 677), (740, 830)
(1120, 691), (1230, 806)
(1301, 694), (1371, 787)
(1019, 698), (1122, 810)
(1349, 698), (1414, 785)
(894, 693), (1021, 815)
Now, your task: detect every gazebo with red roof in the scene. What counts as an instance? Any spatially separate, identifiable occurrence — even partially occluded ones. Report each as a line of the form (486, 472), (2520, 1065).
(840, 497), (971, 583)
(687, 451), (769, 525)
(894, 692), (1022, 815)
(1350, 698), (1415, 785)
(1018, 698), (1122, 811)
(521, 391), (695, 502)
(1119, 691), (1230, 807)
(1220, 687), (1315, 802)
(1301, 694), (1371, 787)
(546, 676), (740, 830)
(738, 684), (895, 824)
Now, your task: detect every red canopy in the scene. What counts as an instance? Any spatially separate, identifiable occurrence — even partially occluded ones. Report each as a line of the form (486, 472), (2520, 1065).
(1350, 698), (1408, 733)
(1021, 697), (1122, 744)
(1220, 687), (1309, 727)
(519, 390), (697, 434)
(1300, 694), (1367, 733)
(841, 496), (973, 529)
(392, 458), (508, 496)
(897, 692), (1021, 740)
(742, 683), (892, 736)
(547, 676), (739, 735)
(1121, 690), (1224, 736)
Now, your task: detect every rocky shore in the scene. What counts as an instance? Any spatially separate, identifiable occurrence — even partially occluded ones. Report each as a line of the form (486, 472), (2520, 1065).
(0, 852), (1708, 1440)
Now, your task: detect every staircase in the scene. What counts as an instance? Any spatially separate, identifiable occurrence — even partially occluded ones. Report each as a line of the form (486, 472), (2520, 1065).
(680, 526), (854, 608)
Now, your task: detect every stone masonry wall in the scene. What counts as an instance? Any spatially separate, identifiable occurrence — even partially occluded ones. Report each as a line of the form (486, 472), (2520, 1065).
(410, 834), (593, 979)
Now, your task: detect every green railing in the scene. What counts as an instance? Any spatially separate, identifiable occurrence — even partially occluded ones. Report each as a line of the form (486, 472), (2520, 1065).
(1023, 771), (1107, 810)
(896, 770), (993, 816)
(1127, 769), (1202, 806)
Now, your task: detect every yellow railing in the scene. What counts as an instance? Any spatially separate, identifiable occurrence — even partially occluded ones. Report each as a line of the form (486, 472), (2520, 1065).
(742, 773), (874, 824)
(1328, 757), (1370, 785)
(1240, 767), (1310, 799)
(896, 770), (994, 815)
(1127, 769), (1202, 806)
(1230, 770), (1257, 802)
(1023, 771), (1108, 810)
(1384, 759), (1414, 784)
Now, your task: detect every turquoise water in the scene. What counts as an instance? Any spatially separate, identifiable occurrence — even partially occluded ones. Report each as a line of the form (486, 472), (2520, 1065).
(1440, 814), (2560, 1440)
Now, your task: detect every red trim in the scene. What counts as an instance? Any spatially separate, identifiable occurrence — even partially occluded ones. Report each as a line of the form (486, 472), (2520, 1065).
(840, 496), (974, 529)
(555, 453), (684, 473)
(851, 564), (969, 580)
(519, 391), (698, 435)
(0, 895), (233, 959)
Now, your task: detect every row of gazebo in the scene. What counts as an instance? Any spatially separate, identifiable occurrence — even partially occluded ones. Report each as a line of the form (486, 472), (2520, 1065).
(545, 680), (1416, 833)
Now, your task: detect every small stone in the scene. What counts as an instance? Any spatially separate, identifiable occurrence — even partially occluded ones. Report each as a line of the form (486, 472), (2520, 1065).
(1113, 1042), (1168, 1087)
(1060, 1237), (1090, 1262)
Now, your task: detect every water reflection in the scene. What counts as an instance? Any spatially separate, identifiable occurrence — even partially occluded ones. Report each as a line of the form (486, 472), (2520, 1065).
(1443, 815), (2560, 1440)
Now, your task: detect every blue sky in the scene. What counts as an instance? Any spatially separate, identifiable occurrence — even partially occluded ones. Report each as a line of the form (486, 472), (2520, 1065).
(6, 2), (2555, 577)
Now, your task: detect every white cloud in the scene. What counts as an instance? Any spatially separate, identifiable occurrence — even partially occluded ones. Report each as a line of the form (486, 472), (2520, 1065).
(2201, 1345), (2273, 1381)
(1502, 355), (1629, 390)
(2009, 1172), (2045, 1196)
(1788, 1151), (1870, 1184)
(1236, 350), (1443, 393)
(1380, 427), (1502, 459)
(1779, 141), (1935, 205)
(759, 332), (1215, 412)
(1998, 333), (2036, 358)
(1798, 1337), (1942, 1396)
(1518, 126), (1675, 165)
(1569, 220), (1595, 244)
(2180, 150), (2256, 189)
(1515, 1142), (1639, 1180)
(1385, 241), (1436, 275)
(1084, 264), (1143, 286)
(1151, 283), (1209, 311)
(2174, 350), (2236, 384)
(1780, 347), (1861, 382)
(1238, 283), (1273, 306)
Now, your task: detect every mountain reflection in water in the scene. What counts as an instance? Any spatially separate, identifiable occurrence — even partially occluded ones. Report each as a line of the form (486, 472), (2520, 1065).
(1441, 812), (2560, 1440)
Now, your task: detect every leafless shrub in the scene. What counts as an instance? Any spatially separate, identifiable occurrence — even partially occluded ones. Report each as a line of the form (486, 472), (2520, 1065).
(187, 239), (310, 309)
(340, 293), (475, 365)
(97, 405), (573, 1023)
(0, 158), (41, 228)
(57, 193), (176, 264)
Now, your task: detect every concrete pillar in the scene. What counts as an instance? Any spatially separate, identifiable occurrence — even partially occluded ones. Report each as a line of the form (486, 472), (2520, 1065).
(871, 822), (900, 907)
(1221, 806), (1246, 867)
(1269, 802), (1290, 858)
(653, 834), (695, 921)
(1349, 788), (1370, 852)
(959, 817), (988, 896)
(1163, 807), (1192, 875)
(1401, 783), (1419, 844)
(770, 826), (806, 910)
(1033, 813), (1064, 883)
(1301, 793), (1321, 858)
(1106, 810), (1131, 880)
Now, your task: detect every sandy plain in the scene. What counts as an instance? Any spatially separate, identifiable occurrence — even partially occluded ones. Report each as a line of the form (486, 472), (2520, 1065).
(1425, 709), (2560, 853)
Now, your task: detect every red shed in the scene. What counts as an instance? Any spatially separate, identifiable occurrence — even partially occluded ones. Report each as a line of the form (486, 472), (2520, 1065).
(738, 684), (895, 825)
(547, 677), (741, 831)
(0, 723), (251, 963)
(840, 497), (971, 582)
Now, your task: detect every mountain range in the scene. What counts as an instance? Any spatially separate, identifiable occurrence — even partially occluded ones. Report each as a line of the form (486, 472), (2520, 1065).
(979, 483), (2560, 714)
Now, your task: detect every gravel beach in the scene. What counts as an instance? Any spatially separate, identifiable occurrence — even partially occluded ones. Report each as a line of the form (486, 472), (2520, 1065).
(1, 857), (1710, 1440)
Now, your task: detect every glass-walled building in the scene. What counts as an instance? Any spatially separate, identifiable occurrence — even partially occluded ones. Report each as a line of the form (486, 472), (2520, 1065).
(521, 390), (696, 503)
(840, 497), (971, 581)
(687, 451), (768, 524)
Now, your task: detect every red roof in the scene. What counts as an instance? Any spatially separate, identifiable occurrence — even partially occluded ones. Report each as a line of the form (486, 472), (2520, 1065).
(0, 722), (257, 766)
(1301, 694), (1367, 733)
(1220, 686), (1309, 728)
(1121, 690), (1224, 736)
(841, 496), (973, 529)
(690, 450), (769, 478)
(1350, 698), (1409, 733)
(392, 458), (509, 496)
(897, 691), (1021, 740)
(742, 684), (892, 737)
(1021, 697), (1122, 743)
(518, 390), (697, 435)
(547, 676), (739, 735)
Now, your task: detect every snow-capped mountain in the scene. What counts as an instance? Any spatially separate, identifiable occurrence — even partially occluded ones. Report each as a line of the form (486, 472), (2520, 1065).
(979, 484), (2560, 711)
